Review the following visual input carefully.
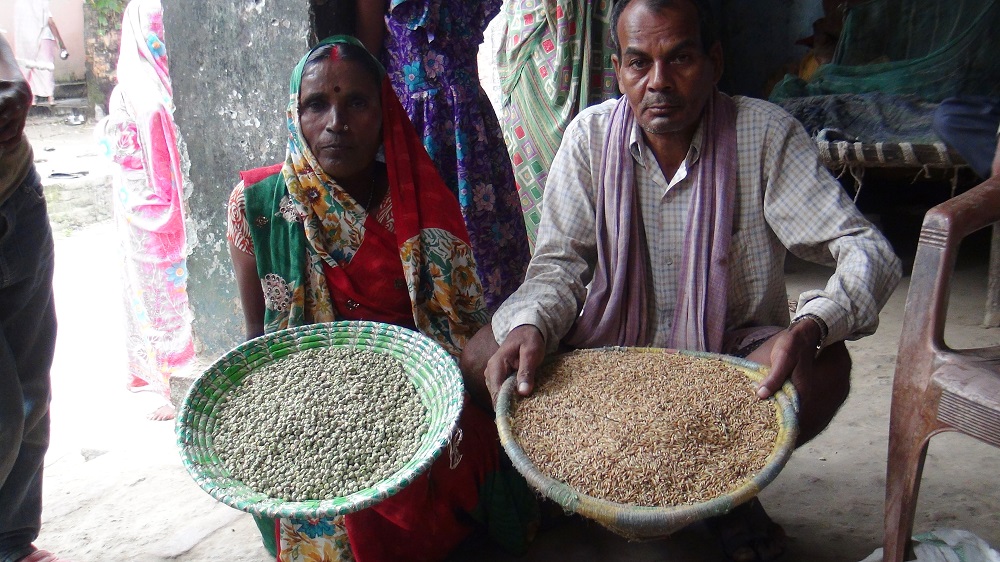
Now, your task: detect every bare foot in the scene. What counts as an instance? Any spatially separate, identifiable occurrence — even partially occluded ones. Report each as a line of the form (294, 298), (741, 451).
(148, 403), (176, 421)
(18, 548), (76, 562)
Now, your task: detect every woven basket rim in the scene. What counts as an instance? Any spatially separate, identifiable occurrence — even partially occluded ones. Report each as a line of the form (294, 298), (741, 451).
(495, 346), (799, 539)
(175, 320), (464, 519)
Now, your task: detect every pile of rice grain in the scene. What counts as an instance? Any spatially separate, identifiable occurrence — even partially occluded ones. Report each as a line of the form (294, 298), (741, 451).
(511, 349), (778, 507)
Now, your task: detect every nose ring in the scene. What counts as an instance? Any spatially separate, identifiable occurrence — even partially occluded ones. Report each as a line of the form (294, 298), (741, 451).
(343, 124), (349, 132)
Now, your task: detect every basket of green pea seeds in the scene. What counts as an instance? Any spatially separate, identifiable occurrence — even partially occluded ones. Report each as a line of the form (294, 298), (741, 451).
(175, 320), (464, 519)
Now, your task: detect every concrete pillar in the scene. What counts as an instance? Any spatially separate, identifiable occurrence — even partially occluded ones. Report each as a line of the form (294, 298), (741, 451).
(163, 0), (312, 360)
(164, 0), (354, 361)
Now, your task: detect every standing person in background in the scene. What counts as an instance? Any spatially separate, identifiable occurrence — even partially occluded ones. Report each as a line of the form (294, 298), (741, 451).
(0, 34), (73, 562)
(495, 0), (621, 246)
(14, 0), (68, 106)
(98, 0), (194, 421)
(355, 0), (530, 311)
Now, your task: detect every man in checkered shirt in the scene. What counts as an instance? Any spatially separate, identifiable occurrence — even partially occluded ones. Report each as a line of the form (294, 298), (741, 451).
(461, 0), (902, 559)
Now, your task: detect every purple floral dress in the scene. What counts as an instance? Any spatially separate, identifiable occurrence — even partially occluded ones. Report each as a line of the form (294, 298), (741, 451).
(384, 0), (529, 311)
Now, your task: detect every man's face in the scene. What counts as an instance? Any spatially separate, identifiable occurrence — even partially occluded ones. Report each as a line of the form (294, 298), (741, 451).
(611, 0), (722, 139)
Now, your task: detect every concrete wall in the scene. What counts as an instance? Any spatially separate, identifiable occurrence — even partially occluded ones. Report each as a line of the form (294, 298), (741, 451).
(1, 0), (87, 82)
(164, 0), (313, 357)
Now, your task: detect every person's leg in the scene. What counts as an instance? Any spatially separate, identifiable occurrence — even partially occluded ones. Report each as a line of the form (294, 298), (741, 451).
(25, 41), (57, 108)
(0, 170), (58, 562)
(933, 95), (1000, 180)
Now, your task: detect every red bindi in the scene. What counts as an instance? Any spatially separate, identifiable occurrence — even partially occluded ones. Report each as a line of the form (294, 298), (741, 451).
(333, 86), (341, 93)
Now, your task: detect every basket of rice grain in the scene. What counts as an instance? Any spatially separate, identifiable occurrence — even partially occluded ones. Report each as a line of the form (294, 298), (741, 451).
(175, 320), (463, 519)
(495, 347), (798, 539)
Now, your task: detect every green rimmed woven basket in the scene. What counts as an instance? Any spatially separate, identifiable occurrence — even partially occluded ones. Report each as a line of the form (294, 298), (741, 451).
(495, 347), (798, 540)
(175, 320), (464, 519)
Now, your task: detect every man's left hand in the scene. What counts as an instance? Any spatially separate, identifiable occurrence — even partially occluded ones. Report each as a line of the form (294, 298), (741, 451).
(755, 318), (822, 399)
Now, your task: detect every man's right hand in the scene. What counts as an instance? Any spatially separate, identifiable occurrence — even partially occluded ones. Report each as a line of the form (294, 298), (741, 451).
(484, 324), (546, 406)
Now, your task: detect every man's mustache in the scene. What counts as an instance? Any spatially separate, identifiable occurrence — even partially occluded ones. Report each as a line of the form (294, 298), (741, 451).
(640, 93), (683, 108)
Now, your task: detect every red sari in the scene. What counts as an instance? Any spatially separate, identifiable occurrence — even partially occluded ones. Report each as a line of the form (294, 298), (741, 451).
(235, 74), (536, 562)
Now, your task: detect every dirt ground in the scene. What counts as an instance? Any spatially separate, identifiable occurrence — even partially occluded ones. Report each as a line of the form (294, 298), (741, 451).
(21, 114), (1000, 562)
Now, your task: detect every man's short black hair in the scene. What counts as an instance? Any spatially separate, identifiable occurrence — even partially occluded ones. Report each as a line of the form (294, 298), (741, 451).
(609, 0), (718, 56)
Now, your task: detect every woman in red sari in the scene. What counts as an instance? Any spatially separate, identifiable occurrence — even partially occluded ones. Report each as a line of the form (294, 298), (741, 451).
(226, 36), (537, 561)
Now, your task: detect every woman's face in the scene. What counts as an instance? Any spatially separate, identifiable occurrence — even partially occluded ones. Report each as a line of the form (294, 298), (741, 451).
(298, 56), (382, 180)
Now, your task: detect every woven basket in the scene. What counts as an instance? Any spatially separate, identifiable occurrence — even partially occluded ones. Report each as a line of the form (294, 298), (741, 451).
(175, 321), (464, 519)
(495, 347), (798, 540)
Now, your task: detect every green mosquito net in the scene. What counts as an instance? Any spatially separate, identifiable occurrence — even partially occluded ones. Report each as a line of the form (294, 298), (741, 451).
(770, 0), (1000, 103)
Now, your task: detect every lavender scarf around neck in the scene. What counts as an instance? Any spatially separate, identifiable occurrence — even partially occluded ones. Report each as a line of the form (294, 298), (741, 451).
(563, 89), (738, 352)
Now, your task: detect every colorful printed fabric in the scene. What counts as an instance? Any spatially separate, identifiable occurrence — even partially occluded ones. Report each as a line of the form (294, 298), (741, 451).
(341, 395), (538, 561)
(244, 36), (488, 358)
(99, 0), (194, 398)
(238, 37), (537, 560)
(496, 0), (621, 247)
(383, 0), (530, 310)
(278, 516), (354, 562)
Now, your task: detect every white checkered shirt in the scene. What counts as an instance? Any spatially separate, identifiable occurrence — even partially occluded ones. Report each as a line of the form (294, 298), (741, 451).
(492, 95), (902, 352)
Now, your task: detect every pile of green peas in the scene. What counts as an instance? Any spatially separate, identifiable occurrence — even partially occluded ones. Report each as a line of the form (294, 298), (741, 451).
(213, 347), (428, 501)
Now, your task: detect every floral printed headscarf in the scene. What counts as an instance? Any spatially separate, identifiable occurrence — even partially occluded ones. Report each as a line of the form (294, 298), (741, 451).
(262, 35), (488, 356)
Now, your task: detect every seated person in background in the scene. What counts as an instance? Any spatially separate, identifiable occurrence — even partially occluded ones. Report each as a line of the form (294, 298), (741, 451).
(227, 35), (536, 562)
(932, 95), (1000, 180)
(460, 0), (902, 560)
